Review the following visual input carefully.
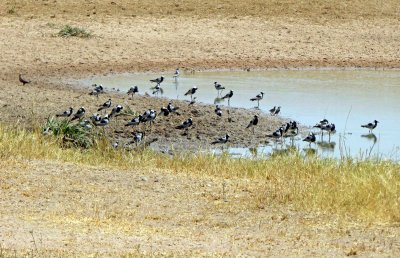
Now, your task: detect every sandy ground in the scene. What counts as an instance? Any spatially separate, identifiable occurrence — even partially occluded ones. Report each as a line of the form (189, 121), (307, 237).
(1, 160), (399, 256)
(0, 0), (400, 256)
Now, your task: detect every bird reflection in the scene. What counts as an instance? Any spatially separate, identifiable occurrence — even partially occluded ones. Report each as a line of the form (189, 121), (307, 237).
(214, 97), (223, 104)
(361, 133), (377, 144)
(317, 141), (336, 151)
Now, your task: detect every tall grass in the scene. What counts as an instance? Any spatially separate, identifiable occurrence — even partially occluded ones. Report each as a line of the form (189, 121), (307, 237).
(0, 125), (399, 222)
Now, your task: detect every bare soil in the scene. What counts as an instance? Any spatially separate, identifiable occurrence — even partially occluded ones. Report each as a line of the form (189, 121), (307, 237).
(0, 0), (400, 256)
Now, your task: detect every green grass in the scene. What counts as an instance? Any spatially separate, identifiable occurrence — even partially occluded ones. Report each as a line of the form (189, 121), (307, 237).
(57, 25), (92, 38)
(0, 124), (399, 223)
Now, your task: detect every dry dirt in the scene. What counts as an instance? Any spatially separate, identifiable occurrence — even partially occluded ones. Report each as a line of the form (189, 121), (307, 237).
(0, 0), (400, 256)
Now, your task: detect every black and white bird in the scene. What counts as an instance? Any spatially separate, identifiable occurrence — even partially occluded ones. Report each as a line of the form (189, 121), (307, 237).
(95, 114), (110, 126)
(109, 104), (123, 117)
(112, 141), (119, 149)
(272, 106), (281, 116)
(71, 107), (86, 121)
(150, 76), (164, 86)
(132, 131), (145, 146)
(127, 86), (139, 97)
(221, 90), (233, 106)
(246, 115), (259, 134)
(173, 68), (180, 79)
(267, 127), (284, 140)
(215, 105), (222, 117)
(314, 119), (329, 136)
(269, 106), (276, 115)
(98, 98), (112, 112)
(184, 86), (198, 100)
(89, 84), (104, 97)
(90, 113), (102, 123)
(151, 84), (163, 96)
(303, 132), (316, 145)
(361, 120), (379, 133)
(167, 102), (180, 115)
(176, 117), (193, 130)
(160, 107), (170, 116)
(19, 74), (31, 85)
(56, 107), (73, 117)
(250, 92), (264, 108)
(140, 109), (157, 126)
(125, 115), (141, 127)
(211, 134), (230, 145)
(214, 82), (225, 96)
(321, 123), (336, 141)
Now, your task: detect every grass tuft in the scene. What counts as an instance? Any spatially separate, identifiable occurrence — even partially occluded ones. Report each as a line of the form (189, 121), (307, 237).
(57, 25), (92, 38)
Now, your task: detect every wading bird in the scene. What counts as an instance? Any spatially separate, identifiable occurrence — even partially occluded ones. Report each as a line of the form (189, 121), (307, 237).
(150, 76), (164, 86)
(250, 92), (264, 108)
(303, 132), (316, 146)
(127, 86), (139, 97)
(221, 90), (233, 106)
(211, 134), (230, 145)
(361, 120), (379, 133)
(184, 86), (198, 101)
(214, 82), (225, 96)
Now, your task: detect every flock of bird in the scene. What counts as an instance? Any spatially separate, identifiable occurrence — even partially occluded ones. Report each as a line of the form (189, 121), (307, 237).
(20, 70), (380, 151)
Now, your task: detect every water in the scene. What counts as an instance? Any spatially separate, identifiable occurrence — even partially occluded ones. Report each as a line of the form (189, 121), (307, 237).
(76, 70), (400, 160)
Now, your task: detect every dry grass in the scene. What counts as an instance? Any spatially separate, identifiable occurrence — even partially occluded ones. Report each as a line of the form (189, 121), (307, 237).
(1, 124), (399, 223)
(3, 0), (400, 21)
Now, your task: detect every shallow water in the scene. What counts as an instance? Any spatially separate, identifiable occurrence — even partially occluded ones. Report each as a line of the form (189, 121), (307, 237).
(78, 70), (400, 160)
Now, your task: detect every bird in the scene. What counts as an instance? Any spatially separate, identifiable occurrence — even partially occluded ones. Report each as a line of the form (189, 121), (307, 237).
(269, 106), (276, 115)
(321, 123), (336, 141)
(214, 82), (225, 96)
(361, 120), (379, 133)
(250, 92), (264, 108)
(56, 107), (73, 117)
(175, 117), (193, 135)
(184, 86), (198, 101)
(272, 106), (281, 116)
(167, 102), (180, 115)
(160, 107), (170, 116)
(151, 84), (163, 96)
(140, 109), (157, 127)
(211, 134), (230, 145)
(89, 84), (104, 97)
(71, 107), (85, 121)
(173, 68), (180, 79)
(95, 114), (110, 126)
(19, 74), (31, 85)
(90, 113), (102, 123)
(303, 132), (316, 145)
(127, 86), (139, 97)
(97, 99), (112, 112)
(267, 127), (284, 141)
(131, 131), (145, 146)
(246, 115), (259, 134)
(215, 105), (222, 117)
(112, 141), (119, 149)
(150, 76), (164, 86)
(314, 119), (329, 137)
(221, 90), (233, 106)
(80, 119), (92, 130)
(109, 104), (123, 117)
(125, 115), (141, 127)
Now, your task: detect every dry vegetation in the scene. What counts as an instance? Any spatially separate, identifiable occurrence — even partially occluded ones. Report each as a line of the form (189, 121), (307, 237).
(1, 0), (400, 256)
